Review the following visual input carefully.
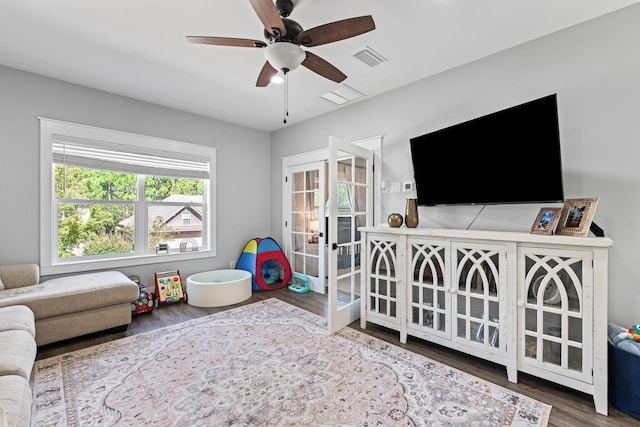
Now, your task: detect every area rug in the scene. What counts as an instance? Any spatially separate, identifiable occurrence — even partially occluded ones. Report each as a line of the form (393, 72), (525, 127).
(31, 298), (551, 426)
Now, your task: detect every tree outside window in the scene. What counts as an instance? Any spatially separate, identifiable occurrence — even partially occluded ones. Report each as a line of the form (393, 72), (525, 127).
(55, 166), (204, 258)
(41, 118), (216, 274)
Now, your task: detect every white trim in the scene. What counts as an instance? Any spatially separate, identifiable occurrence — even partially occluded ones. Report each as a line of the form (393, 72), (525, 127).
(352, 135), (383, 226)
(283, 161), (327, 294)
(282, 149), (330, 268)
(281, 137), (382, 227)
(281, 148), (328, 167)
(40, 250), (215, 276)
(40, 118), (217, 275)
(40, 117), (216, 157)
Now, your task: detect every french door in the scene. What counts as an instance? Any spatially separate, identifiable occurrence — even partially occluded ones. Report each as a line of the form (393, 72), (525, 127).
(328, 137), (373, 333)
(285, 161), (326, 293)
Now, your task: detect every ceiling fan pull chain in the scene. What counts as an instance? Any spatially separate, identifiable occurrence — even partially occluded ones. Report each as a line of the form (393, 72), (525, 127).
(283, 71), (289, 124)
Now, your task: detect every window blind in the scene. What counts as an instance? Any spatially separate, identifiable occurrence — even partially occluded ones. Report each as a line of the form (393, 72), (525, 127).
(52, 134), (210, 179)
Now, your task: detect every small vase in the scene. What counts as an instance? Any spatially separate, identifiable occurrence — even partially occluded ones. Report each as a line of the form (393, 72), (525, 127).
(405, 198), (419, 228)
(387, 213), (403, 228)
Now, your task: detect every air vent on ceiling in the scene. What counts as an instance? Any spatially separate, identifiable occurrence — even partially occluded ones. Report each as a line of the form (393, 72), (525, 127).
(354, 46), (388, 67)
(321, 85), (366, 105)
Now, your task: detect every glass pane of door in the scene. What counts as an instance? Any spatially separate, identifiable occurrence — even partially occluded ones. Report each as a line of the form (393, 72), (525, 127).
(287, 162), (325, 293)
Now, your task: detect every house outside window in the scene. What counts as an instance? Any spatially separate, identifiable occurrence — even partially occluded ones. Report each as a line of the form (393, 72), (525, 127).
(40, 118), (216, 275)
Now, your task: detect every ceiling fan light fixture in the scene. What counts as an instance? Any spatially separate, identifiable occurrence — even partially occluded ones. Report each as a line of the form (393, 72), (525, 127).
(264, 42), (305, 73)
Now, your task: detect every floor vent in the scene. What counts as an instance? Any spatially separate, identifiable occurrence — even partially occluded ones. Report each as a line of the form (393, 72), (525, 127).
(354, 46), (388, 67)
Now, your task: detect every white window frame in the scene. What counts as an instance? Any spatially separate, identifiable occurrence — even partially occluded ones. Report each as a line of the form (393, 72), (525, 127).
(40, 118), (217, 275)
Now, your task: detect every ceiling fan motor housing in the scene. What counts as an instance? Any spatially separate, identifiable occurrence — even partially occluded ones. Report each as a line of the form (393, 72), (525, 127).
(276, 0), (294, 18)
(264, 18), (303, 43)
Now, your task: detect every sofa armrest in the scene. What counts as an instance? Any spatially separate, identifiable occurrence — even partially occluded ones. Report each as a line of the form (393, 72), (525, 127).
(0, 264), (40, 289)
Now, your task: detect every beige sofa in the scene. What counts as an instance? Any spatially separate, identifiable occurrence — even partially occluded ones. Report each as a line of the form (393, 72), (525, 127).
(0, 264), (139, 346)
(0, 305), (37, 427)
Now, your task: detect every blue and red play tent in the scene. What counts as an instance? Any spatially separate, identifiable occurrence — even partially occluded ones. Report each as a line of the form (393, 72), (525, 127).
(236, 237), (292, 291)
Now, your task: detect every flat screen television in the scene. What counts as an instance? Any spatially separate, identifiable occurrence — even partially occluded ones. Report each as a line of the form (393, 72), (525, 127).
(410, 94), (564, 206)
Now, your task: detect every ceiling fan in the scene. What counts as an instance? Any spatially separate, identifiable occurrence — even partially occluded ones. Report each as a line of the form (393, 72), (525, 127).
(186, 0), (375, 87)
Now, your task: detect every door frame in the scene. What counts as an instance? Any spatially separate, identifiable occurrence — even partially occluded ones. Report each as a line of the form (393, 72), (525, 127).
(281, 135), (383, 311)
(282, 159), (326, 293)
(282, 149), (328, 293)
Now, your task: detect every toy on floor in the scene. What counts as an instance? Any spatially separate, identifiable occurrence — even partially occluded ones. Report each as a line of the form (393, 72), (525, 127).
(261, 259), (280, 285)
(236, 237), (292, 291)
(614, 324), (640, 343)
(288, 274), (310, 294)
(130, 276), (154, 315)
(153, 270), (187, 308)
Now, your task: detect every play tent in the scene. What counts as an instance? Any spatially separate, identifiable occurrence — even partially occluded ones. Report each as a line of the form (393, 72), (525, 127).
(236, 237), (292, 291)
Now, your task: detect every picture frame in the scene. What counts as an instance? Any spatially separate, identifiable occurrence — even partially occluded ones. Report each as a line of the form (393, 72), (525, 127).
(556, 197), (599, 237)
(530, 207), (562, 235)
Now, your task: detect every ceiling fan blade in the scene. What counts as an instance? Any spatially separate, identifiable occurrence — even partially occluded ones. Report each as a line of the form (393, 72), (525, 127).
(301, 51), (347, 83)
(186, 36), (267, 48)
(249, 0), (287, 37)
(298, 15), (375, 47)
(256, 61), (278, 87)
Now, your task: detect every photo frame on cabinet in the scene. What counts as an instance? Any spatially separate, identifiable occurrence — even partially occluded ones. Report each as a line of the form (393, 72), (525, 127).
(556, 197), (599, 237)
(530, 207), (561, 235)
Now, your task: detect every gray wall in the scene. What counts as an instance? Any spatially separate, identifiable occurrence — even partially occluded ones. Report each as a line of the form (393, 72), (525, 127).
(270, 5), (640, 326)
(2, 5), (638, 326)
(0, 65), (271, 287)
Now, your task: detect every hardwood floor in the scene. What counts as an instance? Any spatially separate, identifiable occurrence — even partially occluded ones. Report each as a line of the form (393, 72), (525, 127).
(37, 289), (639, 427)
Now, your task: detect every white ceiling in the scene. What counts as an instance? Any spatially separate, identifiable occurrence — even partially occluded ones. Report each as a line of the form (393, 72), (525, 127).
(1, 0), (638, 132)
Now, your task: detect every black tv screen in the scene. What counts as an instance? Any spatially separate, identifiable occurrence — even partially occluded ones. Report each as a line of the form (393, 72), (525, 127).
(410, 94), (564, 206)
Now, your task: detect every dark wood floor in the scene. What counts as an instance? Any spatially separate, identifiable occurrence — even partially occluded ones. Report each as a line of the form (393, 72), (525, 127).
(37, 289), (639, 427)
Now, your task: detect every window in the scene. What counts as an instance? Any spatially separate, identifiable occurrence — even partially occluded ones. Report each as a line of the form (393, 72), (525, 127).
(335, 183), (353, 212)
(325, 183), (353, 213)
(40, 118), (216, 275)
(182, 211), (191, 225)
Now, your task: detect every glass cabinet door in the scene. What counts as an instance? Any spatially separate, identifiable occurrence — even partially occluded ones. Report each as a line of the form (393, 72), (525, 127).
(408, 238), (449, 338)
(366, 235), (401, 324)
(519, 247), (593, 383)
(451, 242), (507, 356)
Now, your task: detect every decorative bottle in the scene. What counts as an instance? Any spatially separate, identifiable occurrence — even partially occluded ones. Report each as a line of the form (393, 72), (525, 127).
(405, 198), (419, 228)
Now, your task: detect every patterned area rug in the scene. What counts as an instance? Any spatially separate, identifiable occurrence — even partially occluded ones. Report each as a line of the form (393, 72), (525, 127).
(31, 298), (551, 426)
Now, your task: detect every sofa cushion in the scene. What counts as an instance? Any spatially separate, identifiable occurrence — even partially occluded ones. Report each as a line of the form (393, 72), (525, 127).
(0, 330), (37, 380)
(0, 264), (39, 289)
(0, 305), (35, 337)
(0, 271), (138, 319)
(0, 375), (32, 427)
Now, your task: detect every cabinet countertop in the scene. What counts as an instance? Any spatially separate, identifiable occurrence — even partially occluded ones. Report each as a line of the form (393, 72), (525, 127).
(358, 226), (613, 248)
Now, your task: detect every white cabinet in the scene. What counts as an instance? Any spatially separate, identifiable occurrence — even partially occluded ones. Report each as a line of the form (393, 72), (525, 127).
(517, 246), (602, 398)
(359, 227), (612, 415)
(365, 234), (403, 332)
